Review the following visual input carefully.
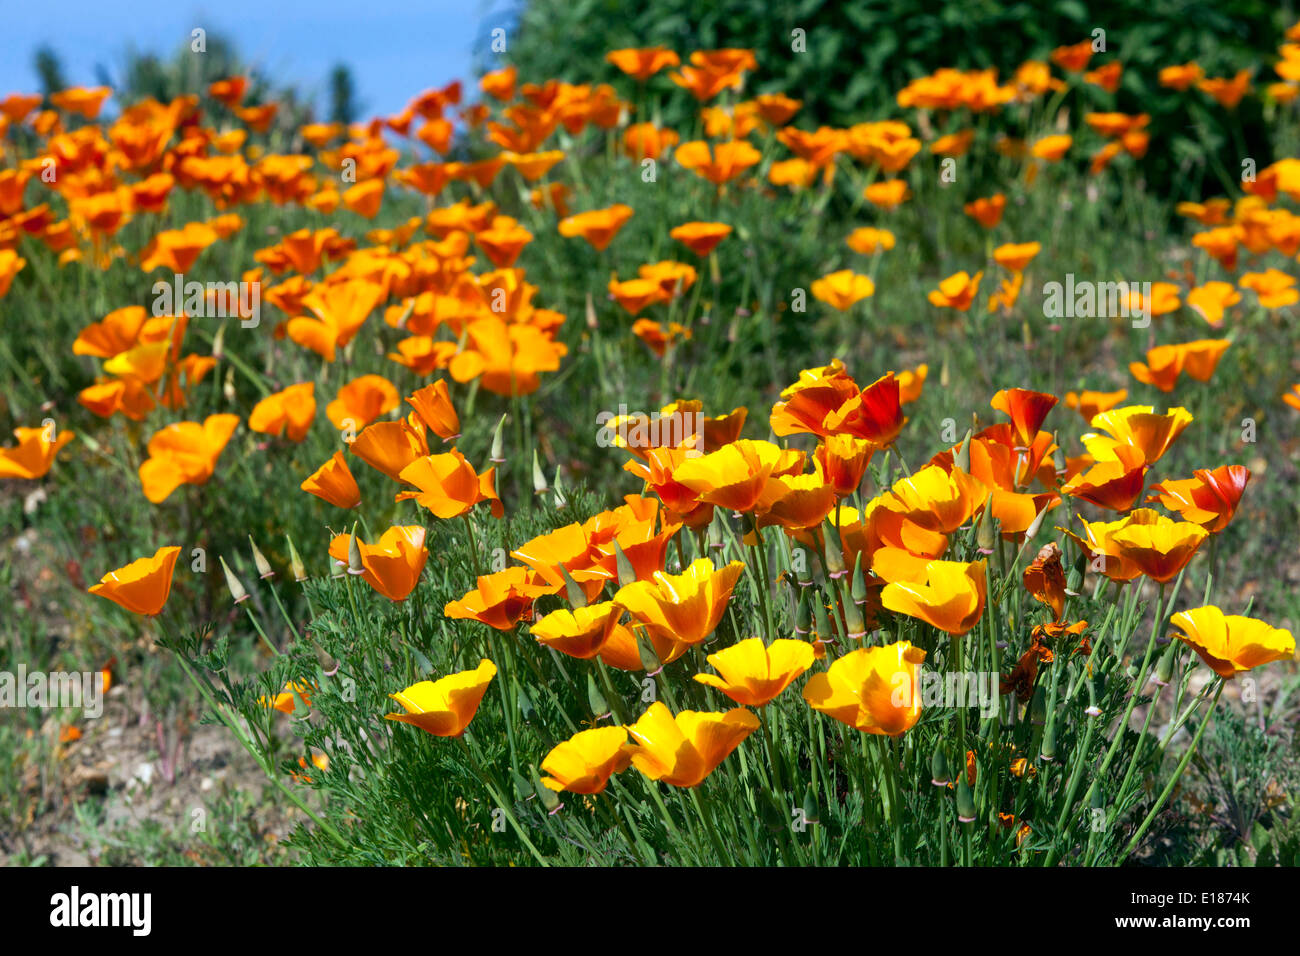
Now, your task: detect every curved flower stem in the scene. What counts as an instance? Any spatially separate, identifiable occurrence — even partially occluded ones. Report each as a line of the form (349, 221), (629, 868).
(455, 736), (548, 866)
(1120, 679), (1223, 861)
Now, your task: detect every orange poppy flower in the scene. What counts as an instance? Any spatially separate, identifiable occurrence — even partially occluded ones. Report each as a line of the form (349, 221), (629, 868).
(1051, 41), (1094, 72)
(248, 382), (316, 443)
(540, 726), (632, 795)
(606, 47), (680, 81)
(811, 270), (875, 311)
(803, 640), (926, 735)
(407, 380), (460, 441)
(669, 221), (732, 256)
(1061, 444), (1148, 511)
(1129, 340), (1231, 393)
(1031, 135), (1072, 162)
(964, 194), (1006, 228)
(1170, 607), (1295, 679)
(623, 702), (758, 787)
(990, 388), (1058, 450)
(846, 227), (896, 255)
(1146, 465), (1249, 534)
(396, 449), (504, 520)
(694, 637), (815, 707)
(328, 525), (428, 601)
(897, 364), (928, 404)
(1085, 405), (1193, 466)
(138, 414), (239, 503)
(350, 413), (431, 481)
(1160, 62), (1204, 90)
(614, 558), (745, 664)
(301, 451), (361, 509)
(531, 602), (623, 660)
(863, 179), (911, 209)
(286, 278), (386, 362)
(1239, 269), (1298, 309)
(50, 86), (111, 118)
(672, 439), (803, 513)
(1107, 509), (1208, 582)
(88, 546), (182, 616)
(0, 424), (75, 480)
(816, 434), (877, 498)
(993, 241), (1041, 273)
(622, 123), (680, 161)
(928, 271), (984, 311)
(674, 139), (761, 185)
(445, 566), (555, 630)
(1084, 61), (1123, 93)
(880, 559), (988, 636)
(326, 374), (400, 430)
(1063, 389), (1128, 422)
(1197, 70), (1252, 109)
(557, 204), (634, 251)
(385, 660), (496, 737)
(608, 276), (670, 315)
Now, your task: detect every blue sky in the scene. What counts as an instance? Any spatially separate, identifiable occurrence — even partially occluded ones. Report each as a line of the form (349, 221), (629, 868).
(2, 0), (513, 119)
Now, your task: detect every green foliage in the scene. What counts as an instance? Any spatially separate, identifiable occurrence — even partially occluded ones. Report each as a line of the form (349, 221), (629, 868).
(496, 0), (1292, 199)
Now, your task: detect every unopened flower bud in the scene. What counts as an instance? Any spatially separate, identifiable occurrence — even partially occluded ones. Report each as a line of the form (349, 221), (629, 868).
(532, 449), (549, 496)
(220, 556), (249, 604)
(490, 414), (507, 464)
(285, 534), (307, 582)
(249, 536), (273, 579)
(347, 524), (365, 575)
(931, 746), (952, 787)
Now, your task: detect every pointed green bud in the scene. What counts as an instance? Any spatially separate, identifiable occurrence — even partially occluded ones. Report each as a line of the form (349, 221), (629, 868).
(585, 290), (598, 330)
(586, 672), (609, 717)
(285, 534), (307, 582)
(821, 519), (846, 578)
(801, 786), (819, 824)
(953, 429), (972, 473)
(1153, 641), (1178, 688)
(532, 765), (561, 811)
(795, 588), (812, 637)
(532, 449), (548, 496)
(931, 746), (952, 787)
(559, 565), (587, 608)
(813, 588), (834, 643)
(956, 770), (977, 823)
(636, 632), (662, 673)
(850, 551), (867, 605)
(219, 556), (249, 605)
(1041, 717), (1058, 762)
(490, 413), (507, 464)
(347, 523), (365, 575)
(613, 540), (637, 588)
(976, 494), (997, 552)
(553, 464), (567, 508)
(249, 536), (273, 579)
